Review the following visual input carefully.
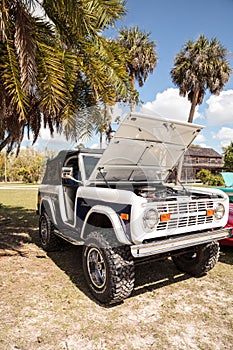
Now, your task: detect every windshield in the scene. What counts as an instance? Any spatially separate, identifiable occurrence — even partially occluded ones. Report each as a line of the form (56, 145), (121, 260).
(82, 155), (101, 179)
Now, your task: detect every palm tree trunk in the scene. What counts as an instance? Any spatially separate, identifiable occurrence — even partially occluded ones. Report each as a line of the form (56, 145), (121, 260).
(100, 131), (103, 149)
(0, 135), (11, 152)
(176, 86), (200, 184)
(188, 86), (200, 123)
(130, 73), (135, 112)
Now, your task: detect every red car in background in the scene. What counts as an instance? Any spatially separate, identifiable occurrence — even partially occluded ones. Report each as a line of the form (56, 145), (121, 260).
(221, 203), (233, 246)
(219, 173), (233, 246)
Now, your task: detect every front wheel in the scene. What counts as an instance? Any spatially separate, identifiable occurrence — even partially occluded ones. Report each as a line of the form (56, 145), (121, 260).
(82, 231), (135, 305)
(172, 241), (220, 277)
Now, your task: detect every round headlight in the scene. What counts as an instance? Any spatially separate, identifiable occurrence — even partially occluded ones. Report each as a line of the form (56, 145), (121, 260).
(143, 209), (159, 230)
(214, 203), (225, 220)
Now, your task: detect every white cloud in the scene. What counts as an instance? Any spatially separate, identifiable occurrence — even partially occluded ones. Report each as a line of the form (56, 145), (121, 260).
(195, 134), (206, 143)
(90, 143), (107, 149)
(205, 90), (233, 125)
(212, 127), (233, 148)
(140, 88), (201, 122)
(22, 128), (76, 151)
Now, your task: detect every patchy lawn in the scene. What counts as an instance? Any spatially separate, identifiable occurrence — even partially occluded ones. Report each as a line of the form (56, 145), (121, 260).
(0, 186), (232, 350)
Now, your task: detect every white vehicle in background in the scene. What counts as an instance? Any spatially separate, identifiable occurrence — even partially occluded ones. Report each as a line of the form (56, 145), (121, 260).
(37, 113), (232, 304)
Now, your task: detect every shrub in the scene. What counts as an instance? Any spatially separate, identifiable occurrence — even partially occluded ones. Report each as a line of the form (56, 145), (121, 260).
(196, 170), (224, 186)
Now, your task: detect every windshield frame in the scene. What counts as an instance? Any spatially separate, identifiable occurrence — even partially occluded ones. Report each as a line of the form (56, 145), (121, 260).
(79, 153), (102, 182)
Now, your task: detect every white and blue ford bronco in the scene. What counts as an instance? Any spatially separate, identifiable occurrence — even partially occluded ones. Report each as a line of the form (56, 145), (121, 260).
(37, 113), (232, 304)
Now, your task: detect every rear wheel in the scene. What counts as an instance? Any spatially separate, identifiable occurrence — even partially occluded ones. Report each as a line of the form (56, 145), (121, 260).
(39, 212), (62, 251)
(82, 230), (135, 305)
(172, 242), (220, 277)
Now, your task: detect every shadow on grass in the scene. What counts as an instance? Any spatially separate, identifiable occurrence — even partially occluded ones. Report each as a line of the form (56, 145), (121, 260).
(1, 203), (232, 305)
(132, 259), (190, 298)
(219, 245), (233, 266)
(0, 203), (39, 255)
(47, 246), (192, 306)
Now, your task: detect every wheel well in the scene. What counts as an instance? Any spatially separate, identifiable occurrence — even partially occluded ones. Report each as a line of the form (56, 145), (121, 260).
(40, 200), (53, 222)
(82, 212), (113, 238)
(40, 202), (45, 213)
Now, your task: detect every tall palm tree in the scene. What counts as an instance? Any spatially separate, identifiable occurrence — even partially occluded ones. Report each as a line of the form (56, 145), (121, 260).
(171, 35), (231, 123)
(0, 0), (129, 153)
(118, 26), (157, 111)
(170, 34), (231, 183)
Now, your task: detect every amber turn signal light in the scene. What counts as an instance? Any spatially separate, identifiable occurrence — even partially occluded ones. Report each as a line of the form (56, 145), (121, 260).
(160, 213), (171, 222)
(120, 213), (129, 220)
(206, 209), (215, 217)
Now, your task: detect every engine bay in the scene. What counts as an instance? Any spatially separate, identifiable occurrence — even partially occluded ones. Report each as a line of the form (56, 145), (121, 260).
(134, 185), (179, 200)
(132, 183), (221, 201)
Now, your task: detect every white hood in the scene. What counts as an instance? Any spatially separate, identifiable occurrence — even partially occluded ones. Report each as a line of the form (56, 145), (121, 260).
(90, 112), (204, 182)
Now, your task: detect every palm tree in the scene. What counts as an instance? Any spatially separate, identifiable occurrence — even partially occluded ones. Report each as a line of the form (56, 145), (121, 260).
(170, 34), (231, 183)
(0, 0), (129, 153)
(171, 35), (231, 123)
(118, 26), (157, 111)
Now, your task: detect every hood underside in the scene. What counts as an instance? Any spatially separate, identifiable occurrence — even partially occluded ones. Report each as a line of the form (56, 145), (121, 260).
(90, 112), (204, 182)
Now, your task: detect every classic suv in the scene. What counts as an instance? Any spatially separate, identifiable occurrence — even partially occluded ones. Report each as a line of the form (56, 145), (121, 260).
(37, 113), (232, 304)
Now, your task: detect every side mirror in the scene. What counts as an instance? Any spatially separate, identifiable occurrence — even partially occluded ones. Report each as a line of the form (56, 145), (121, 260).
(61, 167), (82, 184)
(61, 167), (73, 179)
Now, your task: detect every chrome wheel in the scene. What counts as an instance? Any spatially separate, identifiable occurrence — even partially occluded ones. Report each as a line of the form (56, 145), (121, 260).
(40, 216), (48, 245)
(83, 231), (135, 304)
(87, 247), (106, 289)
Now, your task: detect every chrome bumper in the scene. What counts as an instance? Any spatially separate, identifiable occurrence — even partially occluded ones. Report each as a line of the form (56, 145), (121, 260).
(131, 228), (233, 258)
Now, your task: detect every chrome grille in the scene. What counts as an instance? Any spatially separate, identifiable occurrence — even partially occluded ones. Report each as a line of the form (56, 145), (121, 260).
(156, 200), (214, 231)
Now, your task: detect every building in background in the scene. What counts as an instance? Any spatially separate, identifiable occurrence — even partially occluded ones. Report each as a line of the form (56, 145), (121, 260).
(182, 146), (224, 183)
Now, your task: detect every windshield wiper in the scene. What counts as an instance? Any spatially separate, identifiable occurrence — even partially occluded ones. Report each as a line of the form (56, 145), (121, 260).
(97, 167), (110, 188)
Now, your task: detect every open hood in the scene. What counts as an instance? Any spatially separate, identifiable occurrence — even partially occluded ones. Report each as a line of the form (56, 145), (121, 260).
(89, 113), (204, 182)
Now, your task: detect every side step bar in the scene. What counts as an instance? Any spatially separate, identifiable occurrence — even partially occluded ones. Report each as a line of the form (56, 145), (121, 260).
(131, 228), (232, 258)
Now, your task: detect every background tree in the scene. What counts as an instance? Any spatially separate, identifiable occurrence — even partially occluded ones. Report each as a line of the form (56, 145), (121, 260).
(0, 148), (45, 183)
(171, 35), (231, 123)
(0, 0), (129, 154)
(0, 152), (5, 181)
(170, 35), (231, 183)
(117, 26), (157, 111)
(223, 142), (233, 171)
(196, 169), (224, 186)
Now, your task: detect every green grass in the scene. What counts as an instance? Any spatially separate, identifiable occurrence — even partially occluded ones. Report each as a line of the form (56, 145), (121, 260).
(0, 186), (233, 350)
(0, 188), (37, 209)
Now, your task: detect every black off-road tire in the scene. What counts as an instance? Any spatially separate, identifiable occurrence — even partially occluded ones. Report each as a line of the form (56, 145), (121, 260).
(82, 230), (135, 305)
(172, 241), (220, 277)
(39, 212), (62, 252)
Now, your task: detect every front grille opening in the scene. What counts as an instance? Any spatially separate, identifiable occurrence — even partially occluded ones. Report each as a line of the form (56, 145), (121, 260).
(156, 199), (214, 231)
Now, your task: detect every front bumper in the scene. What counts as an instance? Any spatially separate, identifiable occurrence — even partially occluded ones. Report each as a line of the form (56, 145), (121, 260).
(131, 227), (233, 258)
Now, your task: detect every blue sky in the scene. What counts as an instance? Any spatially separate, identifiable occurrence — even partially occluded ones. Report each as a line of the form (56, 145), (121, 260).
(26, 0), (233, 154)
(122, 0), (233, 101)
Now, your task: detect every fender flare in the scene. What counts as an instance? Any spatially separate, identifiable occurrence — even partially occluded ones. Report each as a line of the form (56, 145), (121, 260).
(40, 198), (57, 226)
(81, 205), (131, 245)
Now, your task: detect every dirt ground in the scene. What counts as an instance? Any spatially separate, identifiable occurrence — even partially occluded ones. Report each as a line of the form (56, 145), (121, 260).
(0, 189), (233, 350)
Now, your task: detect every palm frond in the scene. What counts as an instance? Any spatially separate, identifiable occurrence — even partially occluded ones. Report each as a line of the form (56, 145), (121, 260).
(171, 35), (231, 99)
(14, 1), (37, 94)
(118, 26), (157, 87)
(87, 0), (126, 30)
(36, 41), (68, 116)
(42, 0), (126, 46)
(42, 0), (96, 45)
(81, 37), (129, 104)
(1, 38), (28, 119)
